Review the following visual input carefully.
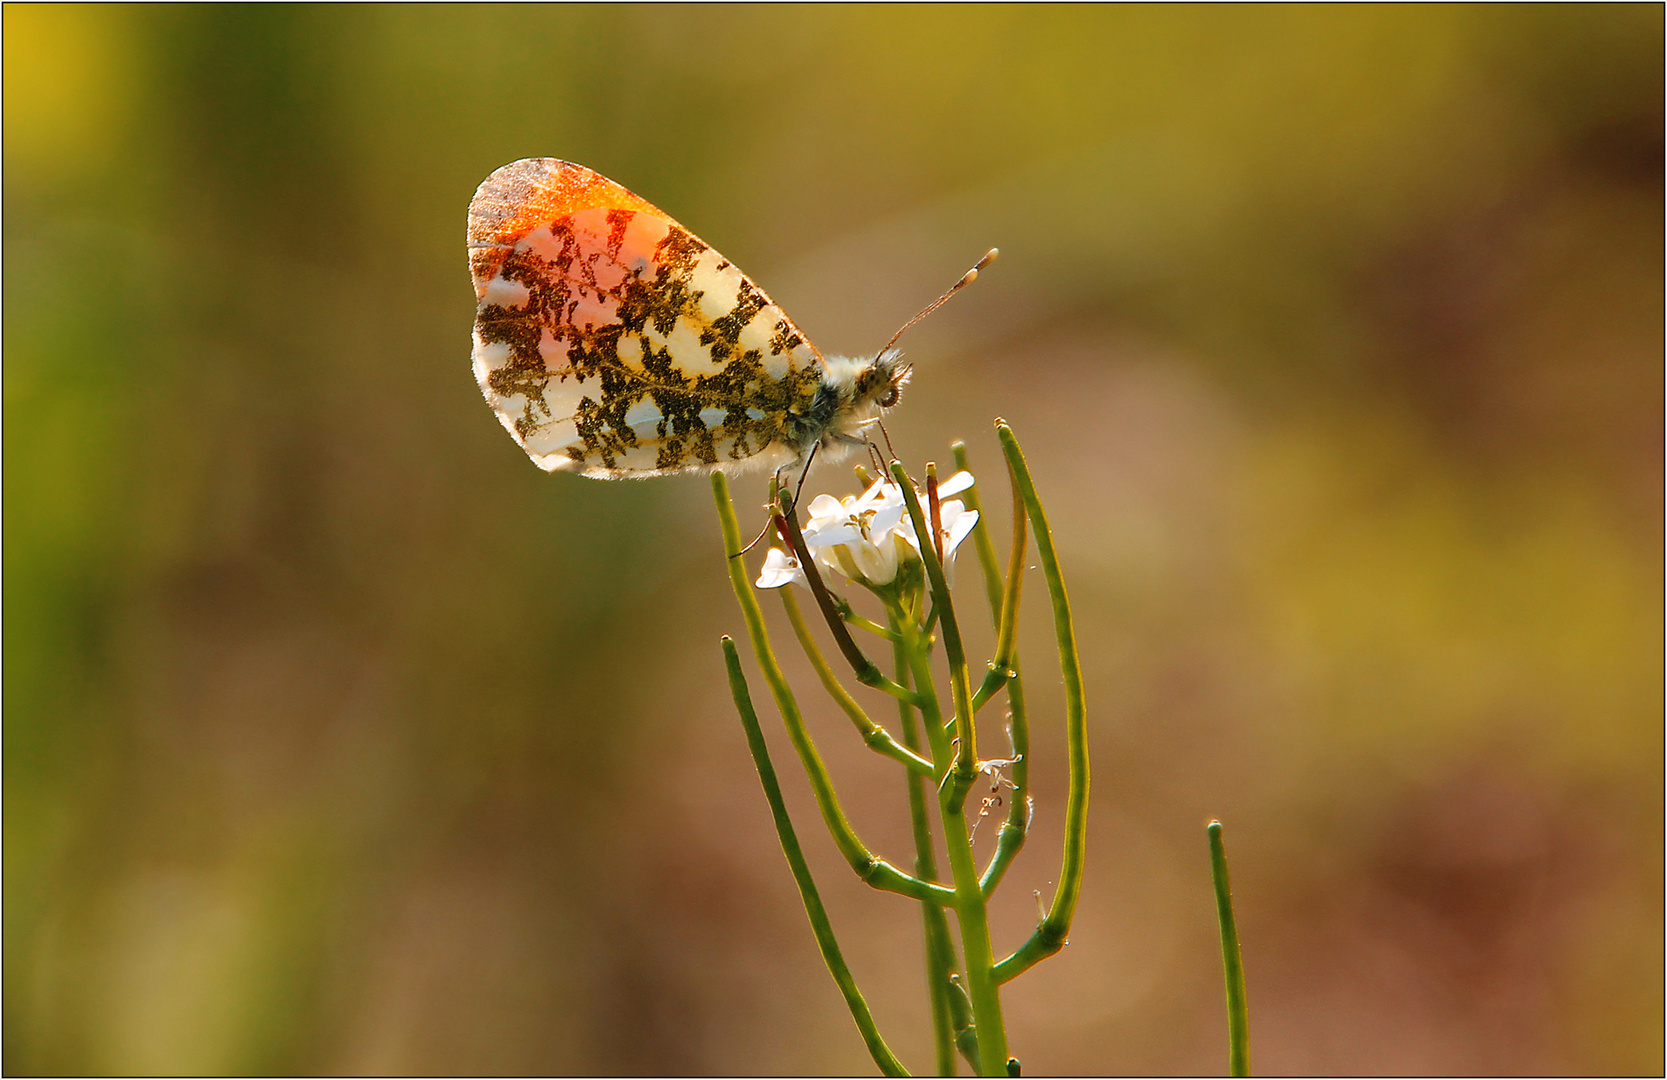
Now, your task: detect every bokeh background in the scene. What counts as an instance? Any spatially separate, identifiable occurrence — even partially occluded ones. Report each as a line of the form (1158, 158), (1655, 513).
(5, 5), (1662, 1075)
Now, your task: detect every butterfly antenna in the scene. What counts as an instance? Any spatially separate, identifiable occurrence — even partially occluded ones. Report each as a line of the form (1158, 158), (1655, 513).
(872, 247), (998, 364)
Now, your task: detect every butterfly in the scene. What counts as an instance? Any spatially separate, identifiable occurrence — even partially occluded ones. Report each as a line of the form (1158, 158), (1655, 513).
(467, 158), (991, 479)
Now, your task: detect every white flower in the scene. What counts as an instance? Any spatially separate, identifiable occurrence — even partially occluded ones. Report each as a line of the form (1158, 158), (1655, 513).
(802, 478), (915, 586)
(754, 470), (980, 591)
(754, 547), (806, 589)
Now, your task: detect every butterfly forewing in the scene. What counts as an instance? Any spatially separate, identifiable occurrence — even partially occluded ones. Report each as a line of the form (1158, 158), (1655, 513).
(468, 158), (825, 477)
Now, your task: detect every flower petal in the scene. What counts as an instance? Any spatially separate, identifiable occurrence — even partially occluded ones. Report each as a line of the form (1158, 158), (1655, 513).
(943, 505), (979, 556)
(805, 523), (863, 548)
(755, 548), (805, 589)
(869, 500), (907, 537)
(937, 470), (975, 498)
(853, 478), (894, 509)
(806, 493), (845, 520)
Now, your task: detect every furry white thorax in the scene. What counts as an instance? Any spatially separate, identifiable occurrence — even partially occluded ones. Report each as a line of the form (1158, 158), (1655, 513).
(783, 349), (910, 472)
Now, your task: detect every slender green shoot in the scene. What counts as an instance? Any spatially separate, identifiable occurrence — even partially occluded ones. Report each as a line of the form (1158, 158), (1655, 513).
(990, 454), (1027, 677)
(883, 595), (953, 773)
(954, 442), (1034, 899)
(834, 596), (899, 640)
(1209, 820), (1250, 1077)
(992, 421), (1089, 983)
(890, 461), (978, 798)
(721, 637), (909, 1077)
(896, 631), (959, 1076)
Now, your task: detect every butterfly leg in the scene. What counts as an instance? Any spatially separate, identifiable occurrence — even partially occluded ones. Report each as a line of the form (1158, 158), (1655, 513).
(873, 418), (901, 465)
(788, 443), (821, 515)
(863, 439), (889, 480)
(733, 448), (819, 558)
(733, 514), (778, 558)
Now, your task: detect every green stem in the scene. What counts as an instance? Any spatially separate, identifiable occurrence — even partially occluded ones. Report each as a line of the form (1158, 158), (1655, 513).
(713, 473), (953, 906)
(890, 465), (1010, 1073)
(721, 638), (909, 1077)
(884, 597), (952, 774)
(780, 585), (934, 776)
(938, 791), (1009, 1074)
(871, 478), (1008, 1073)
(951, 442), (1033, 901)
(835, 597), (898, 640)
(979, 444), (1034, 896)
(989, 457), (1027, 678)
(1209, 821), (1251, 1077)
(897, 632), (960, 1077)
(991, 421), (1088, 983)
(891, 462), (978, 806)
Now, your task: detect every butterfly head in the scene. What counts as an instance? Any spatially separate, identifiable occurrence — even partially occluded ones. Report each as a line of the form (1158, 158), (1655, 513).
(856, 350), (912, 412)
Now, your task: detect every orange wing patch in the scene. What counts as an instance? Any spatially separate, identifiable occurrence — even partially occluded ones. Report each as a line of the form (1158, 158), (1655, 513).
(466, 159), (662, 291)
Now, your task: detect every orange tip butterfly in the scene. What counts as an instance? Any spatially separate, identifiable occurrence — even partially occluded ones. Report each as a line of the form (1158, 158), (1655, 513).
(468, 158), (992, 479)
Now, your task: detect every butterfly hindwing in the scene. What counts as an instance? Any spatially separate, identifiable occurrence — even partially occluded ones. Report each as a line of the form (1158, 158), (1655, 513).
(468, 159), (825, 477)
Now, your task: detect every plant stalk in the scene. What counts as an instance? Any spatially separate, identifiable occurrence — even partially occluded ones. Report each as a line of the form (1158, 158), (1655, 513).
(721, 638), (909, 1077)
(991, 421), (1088, 982)
(1209, 820), (1251, 1077)
(897, 630), (960, 1076)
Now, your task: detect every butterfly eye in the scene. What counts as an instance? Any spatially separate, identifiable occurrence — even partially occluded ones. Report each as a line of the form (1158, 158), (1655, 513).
(877, 385), (901, 409)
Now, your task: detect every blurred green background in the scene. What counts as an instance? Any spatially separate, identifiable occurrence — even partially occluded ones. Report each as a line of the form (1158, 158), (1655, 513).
(5, 5), (1661, 1074)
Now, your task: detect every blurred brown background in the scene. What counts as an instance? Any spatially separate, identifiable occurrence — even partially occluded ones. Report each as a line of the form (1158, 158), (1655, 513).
(5, 5), (1662, 1075)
